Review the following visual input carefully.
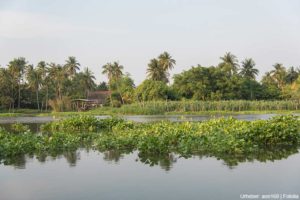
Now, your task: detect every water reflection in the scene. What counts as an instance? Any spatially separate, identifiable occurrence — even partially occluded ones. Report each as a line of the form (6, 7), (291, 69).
(1, 146), (299, 171)
(137, 152), (178, 171)
(1, 151), (83, 168)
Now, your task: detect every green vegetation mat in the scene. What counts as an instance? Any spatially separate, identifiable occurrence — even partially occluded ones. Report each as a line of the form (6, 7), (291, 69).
(0, 115), (299, 167)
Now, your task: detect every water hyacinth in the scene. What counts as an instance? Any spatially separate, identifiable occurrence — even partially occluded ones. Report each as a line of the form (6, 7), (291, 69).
(94, 115), (300, 155)
(1, 115), (300, 166)
(40, 115), (126, 133)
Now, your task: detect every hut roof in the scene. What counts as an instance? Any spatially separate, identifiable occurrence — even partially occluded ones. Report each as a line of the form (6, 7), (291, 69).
(87, 91), (111, 104)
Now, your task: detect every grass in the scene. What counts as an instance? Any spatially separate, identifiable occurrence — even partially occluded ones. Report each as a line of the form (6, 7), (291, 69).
(100, 100), (300, 114)
(2, 100), (300, 117)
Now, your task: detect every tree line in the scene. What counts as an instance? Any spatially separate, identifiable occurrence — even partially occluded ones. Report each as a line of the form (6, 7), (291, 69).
(0, 52), (299, 110)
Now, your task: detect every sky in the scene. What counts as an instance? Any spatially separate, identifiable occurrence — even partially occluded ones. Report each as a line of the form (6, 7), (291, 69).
(0, 0), (300, 84)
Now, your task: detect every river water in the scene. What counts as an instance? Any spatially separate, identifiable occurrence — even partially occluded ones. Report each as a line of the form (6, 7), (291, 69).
(0, 150), (299, 200)
(0, 114), (299, 200)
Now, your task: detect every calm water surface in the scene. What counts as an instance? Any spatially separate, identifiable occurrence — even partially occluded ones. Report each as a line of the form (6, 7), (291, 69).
(0, 114), (299, 200)
(0, 113), (285, 125)
(0, 150), (299, 200)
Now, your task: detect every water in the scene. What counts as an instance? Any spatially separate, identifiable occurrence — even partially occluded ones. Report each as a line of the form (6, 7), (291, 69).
(121, 113), (280, 122)
(0, 114), (299, 199)
(0, 150), (299, 200)
(0, 116), (58, 132)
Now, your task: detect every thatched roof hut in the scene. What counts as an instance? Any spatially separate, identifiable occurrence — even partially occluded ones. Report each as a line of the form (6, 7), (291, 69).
(87, 91), (111, 104)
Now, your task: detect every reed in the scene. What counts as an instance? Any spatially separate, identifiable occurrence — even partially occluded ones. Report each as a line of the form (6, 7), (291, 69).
(106, 100), (300, 115)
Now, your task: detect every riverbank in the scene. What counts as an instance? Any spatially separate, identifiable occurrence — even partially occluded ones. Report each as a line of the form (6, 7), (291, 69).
(2, 100), (300, 117)
(1, 109), (300, 118)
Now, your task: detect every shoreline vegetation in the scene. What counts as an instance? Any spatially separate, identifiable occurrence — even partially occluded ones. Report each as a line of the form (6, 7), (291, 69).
(1, 115), (300, 167)
(1, 100), (300, 117)
(2, 52), (300, 114)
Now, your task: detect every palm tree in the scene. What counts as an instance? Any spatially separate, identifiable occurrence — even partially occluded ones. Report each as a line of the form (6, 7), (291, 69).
(219, 52), (239, 75)
(285, 67), (299, 84)
(48, 63), (67, 100)
(65, 56), (80, 78)
(147, 59), (168, 83)
(36, 61), (49, 110)
(102, 63), (114, 83)
(270, 63), (287, 89)
(82, 67), (96, 98)
(102, 62), (114, 106)
(158, 52), (176, 71)
(102, 62), (123, 84)
(26, 65), (42, 110)
(102, 62), (124, 104)
(8, 57), (27, 109)
(112, 62), (124, 81)
(239, 58), (259, 80)
(239, 58), (259, 100)
(0, 68), (14, 109)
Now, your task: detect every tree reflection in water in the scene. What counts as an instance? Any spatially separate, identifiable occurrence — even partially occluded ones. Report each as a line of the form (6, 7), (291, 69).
(0, 146), (299, 171)
(137, 152), (177, 171)
(102, 150), (125, 163)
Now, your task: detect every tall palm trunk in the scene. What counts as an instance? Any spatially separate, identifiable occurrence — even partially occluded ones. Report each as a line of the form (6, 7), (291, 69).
(116, 83), (124, 104)
(11, 84), (15, 110)
(248, 79), (253, 100)
(18, 82), (21, 109)
(46, 86), (49, 111)
(36, 89), (40, 110)
(109, 89), (113, 107)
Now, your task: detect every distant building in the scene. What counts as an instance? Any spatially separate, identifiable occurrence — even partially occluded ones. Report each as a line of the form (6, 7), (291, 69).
(72, 90), (111, 111)
(87, 90), (111, 105)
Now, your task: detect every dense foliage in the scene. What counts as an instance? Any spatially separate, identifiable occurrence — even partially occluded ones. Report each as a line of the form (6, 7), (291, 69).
(1, 52), (300, 111)
(1, 115), (299, 167)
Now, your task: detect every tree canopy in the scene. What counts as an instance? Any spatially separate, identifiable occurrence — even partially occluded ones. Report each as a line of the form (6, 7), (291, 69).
(1, 52), (300, 111)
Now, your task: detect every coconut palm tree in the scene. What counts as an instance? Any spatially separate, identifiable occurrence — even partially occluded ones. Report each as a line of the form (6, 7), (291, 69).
(285, 67), (299, 84)
(0, 68), (14, 109)
(65, 56), (80, 78)
(102, 62), (124, 104)
(26, 65), (42, 110)
(270, 63), (287, 89)
(48, 63), (67, 100)
(239, 58), (259, 80)
(219, 52), (239, 75)
(158, 52), (176, 71)
(239, 58), (259, 100)
(112, 62), (124, 81)
(36, 61), (49, 110)
(82, 67), (96, 98)
(8, 57), (27, 109)
(102, 63), (114, 83)
(102, 62), (123, 84)
(102, 62), (114, 105)
(147, 58), (168, 83)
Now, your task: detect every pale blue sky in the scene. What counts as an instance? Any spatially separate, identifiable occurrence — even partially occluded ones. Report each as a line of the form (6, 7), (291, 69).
(0, 0), (299, 84)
